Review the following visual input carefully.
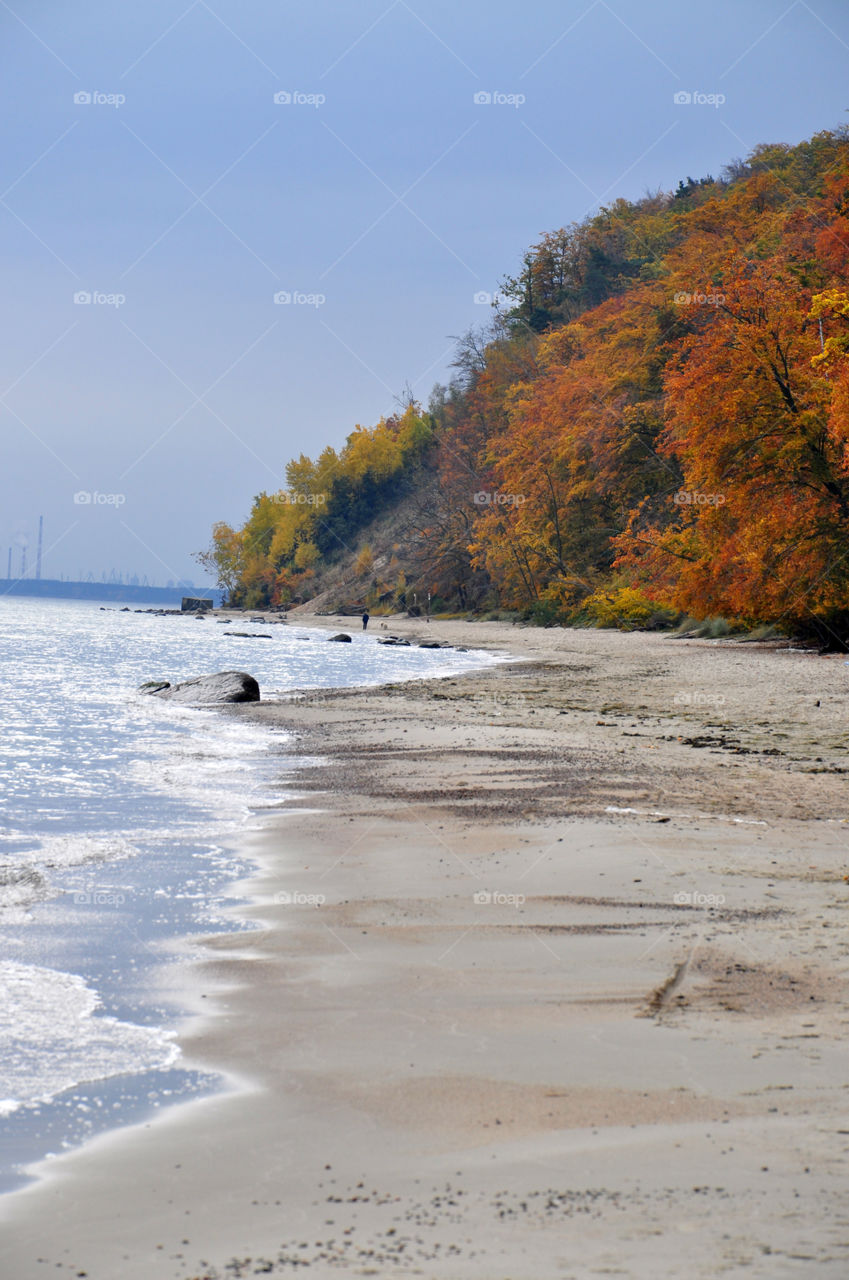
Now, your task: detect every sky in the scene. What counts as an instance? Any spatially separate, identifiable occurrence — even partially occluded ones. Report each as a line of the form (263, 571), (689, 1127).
(2, 0), (848, 586)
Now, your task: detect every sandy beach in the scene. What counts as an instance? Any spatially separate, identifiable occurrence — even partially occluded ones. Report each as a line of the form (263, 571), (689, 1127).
(4, 615), (849, 1279)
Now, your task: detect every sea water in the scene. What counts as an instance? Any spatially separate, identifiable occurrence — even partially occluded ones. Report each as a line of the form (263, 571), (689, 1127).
(0, 597), (499, 1190)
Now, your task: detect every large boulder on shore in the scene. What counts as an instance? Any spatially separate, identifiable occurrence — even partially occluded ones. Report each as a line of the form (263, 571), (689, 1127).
(139, 671), (260, 704)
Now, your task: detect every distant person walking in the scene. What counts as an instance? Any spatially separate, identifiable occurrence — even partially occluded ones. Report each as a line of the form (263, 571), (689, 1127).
(362, 611), (370, 630)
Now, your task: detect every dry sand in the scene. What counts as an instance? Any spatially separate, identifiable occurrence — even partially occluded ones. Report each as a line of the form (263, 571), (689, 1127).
(3, 615), (849, 1278)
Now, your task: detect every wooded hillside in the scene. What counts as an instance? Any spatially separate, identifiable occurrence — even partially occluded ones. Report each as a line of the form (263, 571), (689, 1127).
(200, 126), (849, 645)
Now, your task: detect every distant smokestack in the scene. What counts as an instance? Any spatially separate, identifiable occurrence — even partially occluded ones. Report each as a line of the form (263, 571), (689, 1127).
(6, 547), (10, 579)
(20, 546), (26, 578)
(36, 516), (43, 580)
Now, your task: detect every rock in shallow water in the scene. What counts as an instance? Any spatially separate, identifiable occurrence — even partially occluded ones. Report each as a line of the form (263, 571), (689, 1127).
(327, 633), (352, 642)
(138, 670), (260, 704)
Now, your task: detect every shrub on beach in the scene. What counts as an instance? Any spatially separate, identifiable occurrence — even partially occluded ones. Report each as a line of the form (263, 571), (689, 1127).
(578, 586), (680, 631)
(520, 599), (563, 627)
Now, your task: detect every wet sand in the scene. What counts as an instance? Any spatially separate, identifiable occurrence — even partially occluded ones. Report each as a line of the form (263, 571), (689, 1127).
(4, 616), (849, 1278)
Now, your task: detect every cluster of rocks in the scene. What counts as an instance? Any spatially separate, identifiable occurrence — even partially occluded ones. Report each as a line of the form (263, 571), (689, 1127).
(224, 616), (287, 625)
(135, 619), (472, 707)
(379, 636), (443, 648)
(330, 632), (464, 650)
(99, 607), (289, 622)
(100, 606), (185, 616)
(104, 609), (471, 656)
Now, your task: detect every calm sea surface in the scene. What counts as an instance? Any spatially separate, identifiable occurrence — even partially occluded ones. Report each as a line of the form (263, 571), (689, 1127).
(0, 597), (500, 1190)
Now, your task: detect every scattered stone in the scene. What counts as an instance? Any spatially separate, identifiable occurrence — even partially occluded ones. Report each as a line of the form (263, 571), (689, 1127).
(139, 671), (260, 704)
(328, 633), (353, 643)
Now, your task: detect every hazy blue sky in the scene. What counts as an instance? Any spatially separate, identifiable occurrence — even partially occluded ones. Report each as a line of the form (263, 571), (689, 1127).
(2, 0), (848, 585)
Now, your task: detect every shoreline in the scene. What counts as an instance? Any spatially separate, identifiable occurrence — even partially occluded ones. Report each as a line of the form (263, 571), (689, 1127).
(4, 616), (849, 1278)
(0, 613), (500, 1199)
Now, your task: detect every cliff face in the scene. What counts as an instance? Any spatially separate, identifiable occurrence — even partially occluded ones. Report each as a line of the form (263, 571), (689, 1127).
(274, 470), (493, 618)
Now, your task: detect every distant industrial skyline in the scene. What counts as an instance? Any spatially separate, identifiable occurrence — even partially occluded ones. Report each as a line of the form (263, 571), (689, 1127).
(2, 514), (199, 587)
(2, 566), (198, 588)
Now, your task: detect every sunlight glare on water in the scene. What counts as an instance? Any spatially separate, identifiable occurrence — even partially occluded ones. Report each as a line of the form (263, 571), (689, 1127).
(0, 597), (499, 1187)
